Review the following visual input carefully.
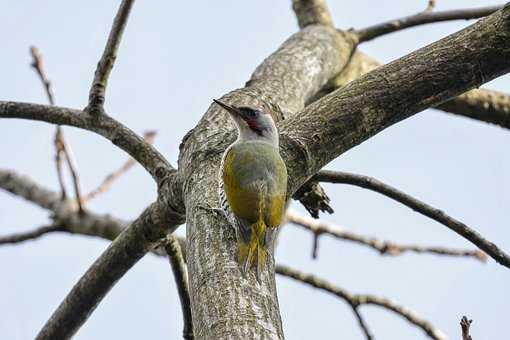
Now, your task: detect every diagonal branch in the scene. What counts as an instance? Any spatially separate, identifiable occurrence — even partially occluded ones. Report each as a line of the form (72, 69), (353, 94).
(0, 225), (63, 245)
(86, 0), (135, 115)
(314, 170), (509, 267)
(35, 201), (179, 340)
(326, 50), (510, 130)
(0, 102), (173, 183)
(164, 236), (193, 340)
(277, 265), (446, 340)
(0, 169), (61, 210)
(353, 5), (502, 43)
(286, 210), (487, 261)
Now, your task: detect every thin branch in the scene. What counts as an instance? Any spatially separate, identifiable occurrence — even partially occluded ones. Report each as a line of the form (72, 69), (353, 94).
(30, 46), (84, 209)
(461, 316), (473, 340)
(286, 210), (487, 262)
(425, 0), (436, 12)
(0, 225), (63, 245)
(292, 0), (334, 28)
(86, 0), (135, 115)
(315, 170), (510, 268)
(83, 130), (157, 203)
(0, 101), (173, 182)
(53, 127), (68, 199)
(276, 265), (446, 340)
(29, 46), (55, 105)
(29, 46), (67, 199)
(353, 5), (502, 43)
(57, 128), (84, 212)
(164, 236), (193, 340)
(350, 305), (374, 340)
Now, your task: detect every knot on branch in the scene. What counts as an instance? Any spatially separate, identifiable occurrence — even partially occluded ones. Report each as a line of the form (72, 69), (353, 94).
(293, 180), (334, 218)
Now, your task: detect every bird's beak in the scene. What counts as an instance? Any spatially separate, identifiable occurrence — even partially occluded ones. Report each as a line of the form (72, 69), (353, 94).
(213, 99), (242, 118)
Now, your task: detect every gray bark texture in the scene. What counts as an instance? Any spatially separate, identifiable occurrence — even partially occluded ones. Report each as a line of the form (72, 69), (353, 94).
(1, 3), (510, 340)
(178, 25), (355, 339)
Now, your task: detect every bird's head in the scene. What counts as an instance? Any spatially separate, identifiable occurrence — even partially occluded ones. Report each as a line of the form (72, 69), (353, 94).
(213, 99), (279, 145)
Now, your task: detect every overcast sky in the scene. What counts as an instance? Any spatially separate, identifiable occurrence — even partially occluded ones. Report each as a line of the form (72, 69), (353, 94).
(1, 1), (508, 339)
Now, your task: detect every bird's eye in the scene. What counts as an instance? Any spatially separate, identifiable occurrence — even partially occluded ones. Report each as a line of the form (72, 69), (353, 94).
(240, 107), (258, 118)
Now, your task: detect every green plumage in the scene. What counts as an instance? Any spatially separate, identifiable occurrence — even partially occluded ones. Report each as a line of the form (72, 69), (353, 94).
(221, 140), (287, 278)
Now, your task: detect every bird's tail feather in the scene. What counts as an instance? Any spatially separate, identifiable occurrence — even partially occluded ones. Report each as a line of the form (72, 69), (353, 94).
(238, 219), (267, 282)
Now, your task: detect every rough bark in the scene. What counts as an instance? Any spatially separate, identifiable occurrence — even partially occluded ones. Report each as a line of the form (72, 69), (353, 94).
(1, 4), (510, 340)
(322, 51), (510, 130)
(279, 6), (510, 195)
(178, 26), (355, 339)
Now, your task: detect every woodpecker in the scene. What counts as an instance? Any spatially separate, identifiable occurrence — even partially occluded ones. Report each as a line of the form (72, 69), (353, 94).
(214, 99), (288, 280)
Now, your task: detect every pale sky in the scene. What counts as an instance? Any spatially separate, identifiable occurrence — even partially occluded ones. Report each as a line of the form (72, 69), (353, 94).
(1, 1), (508, 339)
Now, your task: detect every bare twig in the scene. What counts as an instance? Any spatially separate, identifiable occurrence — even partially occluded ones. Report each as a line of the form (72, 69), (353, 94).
(461, 316), (473, 340)
(53, 127), (68, 199)
(29, 46), (55, 105)
(277, 265), (446, 340)
(30, 46), (66, 198)
(286, 210), (487, 261)
(425, 0), (436, 12)
(58, 129), (84, 212)
(354, 5), (501, 43)
(30, 46), (84, 210)
(83, 130), (157, 202)
(315, 170), (510, 269)
(350, 305), (374, 340)
(86, 0), (135, 115)
(164, 236), (193, 340)
(0, 225), (63, 245)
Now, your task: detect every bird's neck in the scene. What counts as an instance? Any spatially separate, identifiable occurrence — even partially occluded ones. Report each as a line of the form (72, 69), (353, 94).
(237, 128), (279, 147)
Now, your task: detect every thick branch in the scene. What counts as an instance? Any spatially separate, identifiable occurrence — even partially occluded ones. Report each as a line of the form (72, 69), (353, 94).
(286, 210), (487, 261)
(315, 170), (509, 267)
(0, 102), (173, 182)
(323, 50), (510, 130)
(276, 265), (446, 340)
(354, 5), (502, 43)
(86, 0), (135, 114)
(164, 236), (193, 340)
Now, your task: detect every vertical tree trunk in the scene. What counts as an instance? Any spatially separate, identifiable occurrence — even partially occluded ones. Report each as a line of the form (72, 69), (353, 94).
(179, 26), (354, 339)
